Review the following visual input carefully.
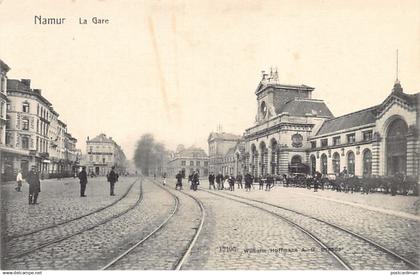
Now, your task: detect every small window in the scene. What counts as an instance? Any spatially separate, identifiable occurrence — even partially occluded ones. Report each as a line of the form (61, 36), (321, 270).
(363, 130), (373, 141)
(23, 102), (30, 113)
(311, 141), (316, 149)
(181, 161), (186, 166)
(190, 161), (194, 166)
(196, 161), (201, 166)
(347, 133), (356, 144)
(22, 118), (29, 130)
(22, 136), (29, 149)
(321, 139), (328, 148)
(333, 136), (341, 146)
(204, 161), (208, 166)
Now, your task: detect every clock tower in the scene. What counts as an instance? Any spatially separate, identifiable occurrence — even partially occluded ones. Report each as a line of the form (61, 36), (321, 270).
(254, 68), (314, 124)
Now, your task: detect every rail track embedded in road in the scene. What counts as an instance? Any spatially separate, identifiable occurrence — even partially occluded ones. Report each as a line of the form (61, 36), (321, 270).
(4, 178), (144, 260)
(101, 179), (205, 270)
(204, 189), (419, 270)
(7, 177), (139, 241)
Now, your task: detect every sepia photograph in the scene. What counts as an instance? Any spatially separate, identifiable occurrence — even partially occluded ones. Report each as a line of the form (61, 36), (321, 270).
(0, 0), (419, 273)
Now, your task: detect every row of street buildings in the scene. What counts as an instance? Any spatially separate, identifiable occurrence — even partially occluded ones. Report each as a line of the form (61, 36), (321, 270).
(0, 59), (81, 180)
(207, 69), (419, 182)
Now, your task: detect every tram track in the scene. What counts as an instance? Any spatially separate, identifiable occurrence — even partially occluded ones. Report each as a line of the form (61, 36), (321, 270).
(102, 179), (205, 270)
(203, 189), (419, 270)
(4, 178), (143, 261)
(6, 177), (139, 241)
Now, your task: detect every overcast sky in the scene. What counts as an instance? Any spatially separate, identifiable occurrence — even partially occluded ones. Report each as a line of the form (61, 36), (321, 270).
(1, 0), (419, 159)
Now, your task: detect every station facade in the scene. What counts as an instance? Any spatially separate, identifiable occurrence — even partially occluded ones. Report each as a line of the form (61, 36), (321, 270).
(223, 70), (419, 181)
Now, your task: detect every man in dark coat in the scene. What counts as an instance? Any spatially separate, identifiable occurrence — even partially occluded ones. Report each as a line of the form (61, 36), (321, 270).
(27, 166), (41, 205)
(216, 172), (223, 190)
(108, 166), (118, 196)
(175, 170), (183, 190)
(78, 167), (88, 197)
(244, 173), (252, 191)
(236, 173), (243, 189)
(208, 172), (216, 190)
(192, 170), (200, 191)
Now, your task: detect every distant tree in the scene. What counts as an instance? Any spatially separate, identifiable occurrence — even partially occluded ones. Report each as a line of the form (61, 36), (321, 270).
(133, 134), (168, 176)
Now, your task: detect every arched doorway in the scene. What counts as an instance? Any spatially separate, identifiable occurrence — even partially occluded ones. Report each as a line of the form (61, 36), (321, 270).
(363, 149), (372, 176)
(310, 155), (316, 175)
(386, 119), (407, 175)
(321, 154), (327, 175)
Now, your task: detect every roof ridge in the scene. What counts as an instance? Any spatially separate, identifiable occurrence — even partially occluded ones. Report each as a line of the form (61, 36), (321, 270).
(324, 105), (379, 122)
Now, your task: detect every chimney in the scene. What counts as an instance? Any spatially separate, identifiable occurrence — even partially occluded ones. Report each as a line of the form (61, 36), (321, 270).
(21, 79), (31, 88)
(33, 89), (41, 95)
(87, 136), (90, 141)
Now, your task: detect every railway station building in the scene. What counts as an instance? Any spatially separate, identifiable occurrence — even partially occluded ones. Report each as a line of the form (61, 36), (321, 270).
(236, 70), (419, 181)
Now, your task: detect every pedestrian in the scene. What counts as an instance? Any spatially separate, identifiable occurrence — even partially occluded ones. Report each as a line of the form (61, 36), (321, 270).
(78, 167), (88, 197)
(236, 173), (243, 189)
(244, 173), (252, 191)
(27, 165), (41, 205)
(208, 172), (216, 190)
(216, 172), (223, 190)
(265, 174), (273, 191)
(162, 175), (167, 186)
(175, 170), (183, 190)
(108, 166), (118, 196)
(228, 174), (235, 191)
(188, 173), (194, 190)
(15, 169), (23, 192)
(192, 170), (200, 191)
(259, 175), (265, 190)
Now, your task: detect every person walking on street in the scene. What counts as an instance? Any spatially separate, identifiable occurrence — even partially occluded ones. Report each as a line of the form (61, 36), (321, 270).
(78, 167), (88, 197)
(27, 166), (41, 205)
(16, 170), (23, 192)
(236, 173), (243, 189)
(228, 174), (235, 191)
(208, 172), (216, 190)
(192, 170), (200, 191)
(162, 175), (167, 186)
(265, 174), (273, 191)
(244, 173), (252, 191)
(108, 166), (118, 196)
(216, 172), (223, 190)
(175, 170), (183, 190)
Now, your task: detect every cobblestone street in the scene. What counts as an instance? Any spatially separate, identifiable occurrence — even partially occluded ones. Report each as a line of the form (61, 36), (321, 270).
(1, 177), (419, 270)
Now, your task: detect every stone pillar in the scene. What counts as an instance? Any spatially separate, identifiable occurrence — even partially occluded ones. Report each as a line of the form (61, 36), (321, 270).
(267, 146), (272, 175)
(372, 133), (381, 176)
(278, 147), (289, 175)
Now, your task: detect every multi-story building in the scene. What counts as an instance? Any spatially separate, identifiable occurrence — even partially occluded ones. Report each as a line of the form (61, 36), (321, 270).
(207, 132), (242, 174)
(86, 133), (127, 176)
(4, 79), (53, 178)
(309, 81), (419, 178)
(233, 69), (419, 182)
(0, 74), (80, 180)
(0, 59), (10, 146)
(167, 145), (209, 178)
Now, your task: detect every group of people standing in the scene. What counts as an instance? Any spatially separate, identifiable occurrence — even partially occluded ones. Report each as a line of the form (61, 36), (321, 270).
(12, 165), (120, 206)
(174, 170), (200, 191)
(78, 166), (120, 197)
(208, 172), (269, 192)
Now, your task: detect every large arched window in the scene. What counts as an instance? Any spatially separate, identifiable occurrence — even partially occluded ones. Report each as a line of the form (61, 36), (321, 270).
(363, 149), (372, 176)
(332, 152), (340, 174)
(321, 154), (328, 175)
(347, 151), (355, 175)
(386, 119), (407, 175)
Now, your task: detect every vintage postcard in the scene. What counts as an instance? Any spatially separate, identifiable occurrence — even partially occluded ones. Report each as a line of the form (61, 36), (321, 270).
(0, 0), (419, 273)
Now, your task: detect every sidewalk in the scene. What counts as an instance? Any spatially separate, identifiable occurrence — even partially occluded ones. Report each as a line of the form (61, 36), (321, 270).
(191, 179), (420, 220)
(282, 186), (420, 221)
